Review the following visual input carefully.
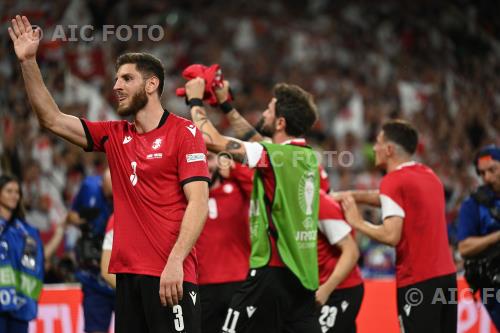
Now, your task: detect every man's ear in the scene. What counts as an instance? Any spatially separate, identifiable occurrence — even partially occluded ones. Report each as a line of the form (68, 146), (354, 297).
(276, 117), (286, 131)
(386, 142), (396, 157)
(145, 76), (160, 95)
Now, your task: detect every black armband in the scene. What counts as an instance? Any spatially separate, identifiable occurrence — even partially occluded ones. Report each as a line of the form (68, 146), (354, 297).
(188, 98), (204, 108)
(219, 101), (233, 114)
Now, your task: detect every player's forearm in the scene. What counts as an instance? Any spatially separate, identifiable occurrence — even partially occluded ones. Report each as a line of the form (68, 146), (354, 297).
(100, 250), (116, 288)
(190, 106), (227, 151)
(20, 59), (62, 130)
(458, 231), (500, 258)
(321, 242), (359, 293)
(225, 109), (263, 142)
(169, 194), (209, 262)
(351, 190), (380, 206)
(190, 106), (248, 163)
(356, 221), (397, 246)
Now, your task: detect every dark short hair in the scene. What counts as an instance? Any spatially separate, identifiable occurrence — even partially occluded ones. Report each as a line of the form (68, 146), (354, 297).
(382, 120), (418, 155)
(273, 83), (318, 137)
(474, 145), (500, 175)
(116, 52), (165, 97)
(0, 174), (25, 220)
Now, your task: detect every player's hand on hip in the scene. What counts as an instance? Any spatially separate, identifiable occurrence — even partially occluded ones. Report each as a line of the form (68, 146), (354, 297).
(159, 257), (184, 307)
(185, 77), (205, 100)
(215, 80), (230, 104)
(315, 285), (331, 306)
(8, 15), (41, 62)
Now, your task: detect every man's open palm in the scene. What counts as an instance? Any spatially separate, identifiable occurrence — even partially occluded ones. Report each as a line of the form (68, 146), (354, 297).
(8, 15), (40, 62)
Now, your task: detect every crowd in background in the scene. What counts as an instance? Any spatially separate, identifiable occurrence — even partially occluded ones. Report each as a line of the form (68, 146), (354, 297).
(0, 0), (499, 282)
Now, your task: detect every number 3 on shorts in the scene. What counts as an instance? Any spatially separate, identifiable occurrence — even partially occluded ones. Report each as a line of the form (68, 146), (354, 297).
(173, 305), (185, 331)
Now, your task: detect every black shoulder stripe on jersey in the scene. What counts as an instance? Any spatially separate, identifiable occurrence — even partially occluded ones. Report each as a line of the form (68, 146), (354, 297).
(157, 110), (170, 129)
(100, 136), (109, 149)
(80, 118), (94, 152)
(180, 176), (211, 187)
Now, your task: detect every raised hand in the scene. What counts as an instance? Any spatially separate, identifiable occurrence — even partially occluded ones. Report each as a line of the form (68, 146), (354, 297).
(215, 80), (230, 104)
(7, 15), (41, 62)
(185, 77), (206, 101)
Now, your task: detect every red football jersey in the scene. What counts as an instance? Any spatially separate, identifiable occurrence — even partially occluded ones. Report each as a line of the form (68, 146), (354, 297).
(317, 191), (363, 289)
(379, 162), (455, 287)
(197, 163), (253, 284)
(81, 111), (210, 283)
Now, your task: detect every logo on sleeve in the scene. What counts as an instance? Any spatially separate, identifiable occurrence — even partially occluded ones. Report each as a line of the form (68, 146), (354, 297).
(186, 125), (197, 137)
(186, 153), (206, 163)
(123, 136), (132, 144)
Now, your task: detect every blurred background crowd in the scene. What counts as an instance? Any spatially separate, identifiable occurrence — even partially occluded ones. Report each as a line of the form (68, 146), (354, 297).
(0, 0), (498, 282)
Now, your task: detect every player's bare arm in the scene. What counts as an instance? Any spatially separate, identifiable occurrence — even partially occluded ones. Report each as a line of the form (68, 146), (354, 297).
(215, 81), (264, 142)
(331, 190), (381, 207)
(100, 249), (116, 289)
(316, 234), (359, 306)
(159, 180), (208, 307)
(8, 15), (87, 149)
(341, 195), (403, 246)
(186, 78), (249, 164)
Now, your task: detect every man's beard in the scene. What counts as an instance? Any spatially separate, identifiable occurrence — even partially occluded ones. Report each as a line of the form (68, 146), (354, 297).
(117, 88), (148, 116)
(256, 117), (275, 138)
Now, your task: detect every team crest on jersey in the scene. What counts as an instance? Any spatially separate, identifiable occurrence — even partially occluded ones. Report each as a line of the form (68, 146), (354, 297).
(152, 138), (162, 150)
(123, 136), (132, 144)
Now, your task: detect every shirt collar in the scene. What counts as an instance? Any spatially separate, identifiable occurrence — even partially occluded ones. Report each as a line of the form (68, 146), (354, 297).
(395, 161), (417, 170)
(282, 138), (306, 146)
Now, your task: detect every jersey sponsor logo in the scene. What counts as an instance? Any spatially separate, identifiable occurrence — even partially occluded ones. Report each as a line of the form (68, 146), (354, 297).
(152, 138), (162, 150)
(189, 291), (197, 305)
(186, 124), (197, 137)
(123, 136), (132, 144)
(146, 153), (163, 160)
(186, 153), (206, 163)
(246, 306), (256, 318)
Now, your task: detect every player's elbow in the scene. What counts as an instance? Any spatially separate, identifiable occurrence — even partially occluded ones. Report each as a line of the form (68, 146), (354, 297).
(385, 233), (401, 247)
(38, 110), (61, 131)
